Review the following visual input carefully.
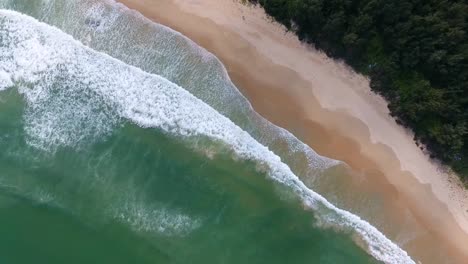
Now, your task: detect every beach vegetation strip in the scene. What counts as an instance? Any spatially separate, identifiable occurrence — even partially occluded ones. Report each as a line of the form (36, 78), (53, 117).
(251, 0), (468, 181)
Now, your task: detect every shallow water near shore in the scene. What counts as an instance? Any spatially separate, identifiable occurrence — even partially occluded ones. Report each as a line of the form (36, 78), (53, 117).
(0, 90), (377, 264)
(0, 0), (418, 263)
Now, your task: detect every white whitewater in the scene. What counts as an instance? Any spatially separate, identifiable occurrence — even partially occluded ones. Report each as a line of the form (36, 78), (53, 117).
(0, 0), (340, 174)
(0, 9), (414, 264)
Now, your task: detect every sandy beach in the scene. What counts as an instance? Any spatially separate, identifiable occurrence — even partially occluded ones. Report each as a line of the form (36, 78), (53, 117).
(118, 0), (468, 262)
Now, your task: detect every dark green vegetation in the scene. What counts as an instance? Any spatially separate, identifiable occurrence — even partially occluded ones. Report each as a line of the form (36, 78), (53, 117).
(252, 0), (468, 181)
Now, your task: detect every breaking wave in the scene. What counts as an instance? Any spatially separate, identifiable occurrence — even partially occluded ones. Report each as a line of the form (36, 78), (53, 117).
(0, 9), (414, 263)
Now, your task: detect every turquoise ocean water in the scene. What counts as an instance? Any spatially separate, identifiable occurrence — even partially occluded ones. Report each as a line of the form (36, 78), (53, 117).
(0, 1), (415, 263)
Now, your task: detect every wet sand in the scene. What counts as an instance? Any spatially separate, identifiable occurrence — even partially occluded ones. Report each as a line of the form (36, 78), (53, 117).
(117, 0), (468, 262)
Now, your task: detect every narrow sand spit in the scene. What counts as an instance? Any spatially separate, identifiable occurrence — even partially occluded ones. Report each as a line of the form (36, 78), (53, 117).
(117, 0), (468, 262)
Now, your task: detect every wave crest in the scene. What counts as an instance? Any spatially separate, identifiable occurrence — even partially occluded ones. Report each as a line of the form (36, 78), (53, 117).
(0, 9), (414, 264)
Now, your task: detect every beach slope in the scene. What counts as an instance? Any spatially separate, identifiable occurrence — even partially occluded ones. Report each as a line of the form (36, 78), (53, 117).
(117, 0), (468, 262)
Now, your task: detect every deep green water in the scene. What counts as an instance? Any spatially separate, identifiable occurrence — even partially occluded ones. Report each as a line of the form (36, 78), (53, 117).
(0, 1), (415, 263)
(0, 90), (376, 263)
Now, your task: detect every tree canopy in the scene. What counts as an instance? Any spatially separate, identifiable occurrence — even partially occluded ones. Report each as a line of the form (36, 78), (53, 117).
(253, 0), (468, 181)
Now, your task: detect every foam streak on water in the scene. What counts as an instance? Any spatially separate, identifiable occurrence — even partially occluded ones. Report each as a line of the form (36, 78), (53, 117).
(0, 0), (339, 176)
(0, 9), (414, 264)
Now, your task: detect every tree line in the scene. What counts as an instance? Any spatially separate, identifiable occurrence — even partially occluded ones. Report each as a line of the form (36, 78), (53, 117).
(251, 0), (468, 182)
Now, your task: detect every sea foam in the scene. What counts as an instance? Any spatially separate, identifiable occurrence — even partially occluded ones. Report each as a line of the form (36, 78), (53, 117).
(3, 0), (339, 174)
(0, 10), (414, 264)
(115, 202), (202, 236)
(0, 70), (13, 90)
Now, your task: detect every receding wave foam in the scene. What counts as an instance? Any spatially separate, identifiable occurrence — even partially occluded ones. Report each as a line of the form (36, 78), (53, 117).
(0, 0), (339, 176)
(0, 10), (414, 263)
(115, 202), (201, 236)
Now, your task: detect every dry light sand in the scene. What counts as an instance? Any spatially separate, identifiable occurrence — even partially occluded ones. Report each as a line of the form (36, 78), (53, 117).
(118, 0), (468, 262)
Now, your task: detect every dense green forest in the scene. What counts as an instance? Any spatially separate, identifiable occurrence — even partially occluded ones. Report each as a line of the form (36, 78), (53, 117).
(252, 0), (468, 181)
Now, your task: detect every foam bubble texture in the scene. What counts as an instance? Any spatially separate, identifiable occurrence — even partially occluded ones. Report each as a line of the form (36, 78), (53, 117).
(0, 10), (414, 264)
(0, 70), (13, 90)
(115, 201), (201, 236)
(0, 0), (340, 175)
